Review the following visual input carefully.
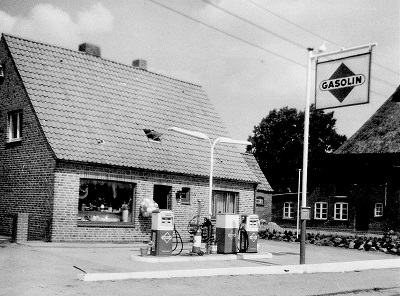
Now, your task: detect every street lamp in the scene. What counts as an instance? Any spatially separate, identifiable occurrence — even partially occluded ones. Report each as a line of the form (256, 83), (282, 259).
(168, 127), (251, 217)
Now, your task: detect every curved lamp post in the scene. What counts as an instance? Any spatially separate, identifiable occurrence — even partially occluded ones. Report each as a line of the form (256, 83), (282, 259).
(168, 127), (251, 217)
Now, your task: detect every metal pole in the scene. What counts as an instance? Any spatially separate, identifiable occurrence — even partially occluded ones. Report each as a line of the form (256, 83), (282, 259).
(300, 48), (314, 265)
(296, 169), (301, 239)
(209, 139), (215, 218)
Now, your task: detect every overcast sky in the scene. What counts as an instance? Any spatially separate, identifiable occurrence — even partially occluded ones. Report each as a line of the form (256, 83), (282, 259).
(1, 0), (399, 142)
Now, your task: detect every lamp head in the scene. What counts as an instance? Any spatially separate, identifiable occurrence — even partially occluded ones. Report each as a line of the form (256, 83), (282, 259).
(168, 127), (209, 140)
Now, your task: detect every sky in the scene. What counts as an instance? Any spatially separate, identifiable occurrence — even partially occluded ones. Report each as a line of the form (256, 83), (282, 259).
(1, 0), (399, 142)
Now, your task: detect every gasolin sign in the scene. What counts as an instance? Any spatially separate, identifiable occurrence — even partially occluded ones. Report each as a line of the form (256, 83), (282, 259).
(315, 53), (371, 109)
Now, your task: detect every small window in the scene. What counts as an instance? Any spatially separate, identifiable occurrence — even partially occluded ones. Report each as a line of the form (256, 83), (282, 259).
(176, 187), (191, 205)
(143, 129), (162, 142)
(256, 196), (264, 206)
(283, 202), (295, 219)
(334, 202), (348, 220)
(374, 203), (383, 217)
(314, 202), (328, 220)
(212, 191), (238, 217)
(8, 110), (22, 142)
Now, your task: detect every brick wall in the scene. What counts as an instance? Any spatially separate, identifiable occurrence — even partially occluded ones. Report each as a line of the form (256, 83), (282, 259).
(255, 191), (273, 222)
(0, 37), (56, 239)
(51, 162), (255, 242)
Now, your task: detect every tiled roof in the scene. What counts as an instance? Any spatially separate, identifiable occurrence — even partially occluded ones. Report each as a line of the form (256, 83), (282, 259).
(335, 86), (400, 154)
(3, 34), (257, 183)
(241, 152), (273, 192)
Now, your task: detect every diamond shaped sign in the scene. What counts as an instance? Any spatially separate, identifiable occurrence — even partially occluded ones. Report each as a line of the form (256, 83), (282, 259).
(161, 232), (172, 244)
(328, 63), (356, 102)
(315, 52), (371, 109)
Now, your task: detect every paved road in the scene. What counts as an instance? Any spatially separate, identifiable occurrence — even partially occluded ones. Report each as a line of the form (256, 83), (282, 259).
(0, 238), (399, 296)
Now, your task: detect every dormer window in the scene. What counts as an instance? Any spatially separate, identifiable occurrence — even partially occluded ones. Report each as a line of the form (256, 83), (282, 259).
(143, 129), (162, 142)
(8, 110), (22, 142)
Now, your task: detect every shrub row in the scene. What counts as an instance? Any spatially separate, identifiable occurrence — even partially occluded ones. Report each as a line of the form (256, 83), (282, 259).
(259, 229), (400, 256)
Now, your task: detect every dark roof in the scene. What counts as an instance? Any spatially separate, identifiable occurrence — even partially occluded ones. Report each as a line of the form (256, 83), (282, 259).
(335, 86), (400, 154)
(3, 34), (257, 183)
(241, 152), (273, 192)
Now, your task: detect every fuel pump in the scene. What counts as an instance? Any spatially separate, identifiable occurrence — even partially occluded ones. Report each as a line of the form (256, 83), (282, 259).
(216, 213), (239, 254)
(151, 209), (174, 256)
(238, 214), (259, 253)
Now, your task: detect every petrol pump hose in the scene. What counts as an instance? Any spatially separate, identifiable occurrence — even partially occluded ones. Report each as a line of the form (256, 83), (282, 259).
(238, 224), (249, 253)
(172, 224), (183, 255)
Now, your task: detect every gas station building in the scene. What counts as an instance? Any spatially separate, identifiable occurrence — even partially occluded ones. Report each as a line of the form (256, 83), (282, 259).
(0, 34), (266, 242)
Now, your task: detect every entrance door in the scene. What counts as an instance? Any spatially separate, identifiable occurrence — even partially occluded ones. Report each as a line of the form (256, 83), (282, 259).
(153, 185), (172, 210)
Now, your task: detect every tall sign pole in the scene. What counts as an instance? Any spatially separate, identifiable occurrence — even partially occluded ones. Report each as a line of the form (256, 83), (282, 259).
(300, 43), (376, 265)
(300, 48), (314, 264)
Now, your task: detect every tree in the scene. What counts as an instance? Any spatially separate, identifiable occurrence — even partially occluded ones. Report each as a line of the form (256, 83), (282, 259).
(248, 105), (346, 193)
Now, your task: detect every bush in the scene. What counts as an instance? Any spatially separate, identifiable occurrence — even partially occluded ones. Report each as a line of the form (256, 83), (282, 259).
(258, 229), (400, 256)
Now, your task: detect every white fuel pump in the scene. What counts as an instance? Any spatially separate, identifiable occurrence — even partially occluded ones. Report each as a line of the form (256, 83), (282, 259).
(150, 209), (174, 256)
(239, 214), (259, 253)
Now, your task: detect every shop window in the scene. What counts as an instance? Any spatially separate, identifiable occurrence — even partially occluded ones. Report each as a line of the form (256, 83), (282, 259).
(212, 191), (238, 217)
(314, 202), (328, 220)
(374, 203), (383, 217)
(78, 179), (135, 223)
(334, 202), (348, 220)
(256, 196), (264, 206)
(283, 202), (294, 219)
(8, 110), (22, 142)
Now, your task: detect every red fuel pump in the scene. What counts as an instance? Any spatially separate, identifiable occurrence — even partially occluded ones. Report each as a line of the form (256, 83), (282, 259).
(216, 213), (239, 254)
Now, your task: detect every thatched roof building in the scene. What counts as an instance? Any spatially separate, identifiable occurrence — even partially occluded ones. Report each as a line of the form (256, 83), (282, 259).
(335, 86), (400, 154)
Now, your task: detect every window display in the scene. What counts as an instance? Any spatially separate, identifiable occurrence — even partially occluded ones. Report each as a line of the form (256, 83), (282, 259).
(78, 179), (134, 223)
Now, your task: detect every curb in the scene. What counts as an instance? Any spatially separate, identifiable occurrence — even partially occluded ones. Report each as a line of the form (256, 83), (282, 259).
(77, 258), (400, 281)
(130, 252), (273, 263)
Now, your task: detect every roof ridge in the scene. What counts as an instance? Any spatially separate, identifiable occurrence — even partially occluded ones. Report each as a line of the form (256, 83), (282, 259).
(2, 33), (203, 89)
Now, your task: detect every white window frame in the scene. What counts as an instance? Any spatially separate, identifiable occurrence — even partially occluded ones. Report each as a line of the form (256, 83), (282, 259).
(283, 202), (294, 219)
(374, 203), (383, 217)
(334, 202), (348, 221)
(8, 111), (22, 142)
(256, 196), (264, 206)
(314, 202), (328, 220)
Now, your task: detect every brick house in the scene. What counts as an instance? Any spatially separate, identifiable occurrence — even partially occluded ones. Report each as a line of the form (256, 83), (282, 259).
(0, 34), (258, 242)
(241, 152), (273, 222)
(272, 86), (400, 233)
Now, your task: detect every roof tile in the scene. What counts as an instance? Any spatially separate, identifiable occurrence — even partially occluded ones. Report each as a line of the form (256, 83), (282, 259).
(3, 34), (257, 183)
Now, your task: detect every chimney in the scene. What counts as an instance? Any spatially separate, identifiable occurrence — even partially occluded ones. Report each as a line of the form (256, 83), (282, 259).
(132, 59), (147, 70)
(78, 43), (101, 57)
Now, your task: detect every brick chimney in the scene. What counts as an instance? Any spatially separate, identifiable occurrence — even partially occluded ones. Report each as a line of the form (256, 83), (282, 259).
(132, 59), (147, 70)
(78, 43), (101, 57)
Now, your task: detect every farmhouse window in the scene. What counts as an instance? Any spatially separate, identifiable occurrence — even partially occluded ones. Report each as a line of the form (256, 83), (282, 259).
(212, 191), (238, 217)
(314, 202), (328, 220)
(256, 196), (264, 206)
(78, 179), (135, 223)
(334, 202), (348, 220)
(8, 110), (22, 142)
(283, 202), (295, 219)
(374, 203), (383, 217)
